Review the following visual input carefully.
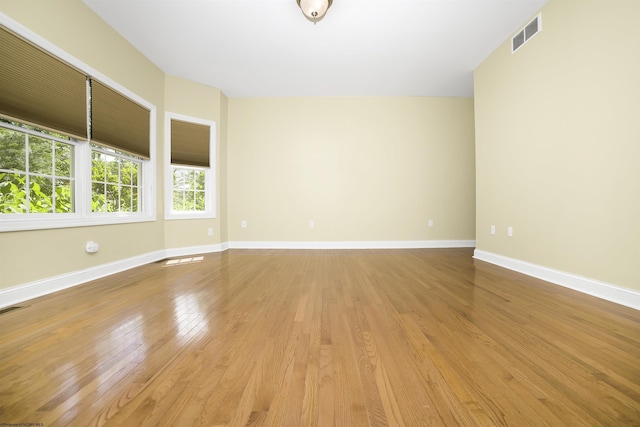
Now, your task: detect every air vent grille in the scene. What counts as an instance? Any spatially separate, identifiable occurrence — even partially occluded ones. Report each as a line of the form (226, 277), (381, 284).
(512, 31), (525, 52)
(512, 14), (541, 53)
(525, 16), (539, 39)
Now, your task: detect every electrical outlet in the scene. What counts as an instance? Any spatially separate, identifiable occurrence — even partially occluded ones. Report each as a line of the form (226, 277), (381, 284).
(490, 225), (496, 235)
(428, 219), (433, 227)
(309, 220), (315, 229)
(507, 226), (513, 237)
(208, 228), (213, 236)
(241, 220), (247, 228)
(85, 241), (99, 253)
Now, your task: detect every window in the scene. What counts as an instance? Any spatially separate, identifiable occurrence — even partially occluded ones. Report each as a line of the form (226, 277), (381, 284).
(0, 119), (75, 214)
(0, 117), (155, 231)
(0, 19), (156, 232)
(165, 113), (216, 220)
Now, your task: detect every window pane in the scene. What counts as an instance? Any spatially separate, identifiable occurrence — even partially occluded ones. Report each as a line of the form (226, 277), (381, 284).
(195, 170), (205, 191)
(92, 182), (106, 212)
(121, 159), (132, 185)
(173, 168), (188, 189)
(55, 178), (73, 213)
(188, 170), (197, 191)
(121, 186), (132, 212)
(185, 191), (195, 211)
(106, 184), (119, 211)
(92, 151), (105, 182)
(195, 191), (205, 211)
(0, 127), (26, 172)
(0, 172), (27, 213)
(29, 136), (53, 175)
(132, 187), (139, 211)
(131, 162), (139, 186)
(55, 142), (73, 177)
(106, 156), (119, 184)
(173, 190), (184, 211)
(30, 175), (54, 213)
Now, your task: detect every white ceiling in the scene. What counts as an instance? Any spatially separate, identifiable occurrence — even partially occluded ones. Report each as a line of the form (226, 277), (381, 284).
(83, 0), (547, 98)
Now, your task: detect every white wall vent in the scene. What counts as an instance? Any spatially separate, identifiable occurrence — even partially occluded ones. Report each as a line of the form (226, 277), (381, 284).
(512, 14), (541, 53)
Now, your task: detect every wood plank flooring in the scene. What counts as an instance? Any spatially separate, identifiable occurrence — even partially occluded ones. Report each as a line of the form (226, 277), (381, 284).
(0, 248), (639, 426)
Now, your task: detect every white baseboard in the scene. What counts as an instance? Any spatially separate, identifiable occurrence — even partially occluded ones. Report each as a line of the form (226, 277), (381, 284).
(473, 249), (640, 311)
(228, 240), (476, 250)
(164, 243), (228, 258)
(0, 250), (165, 310)
(0, 244), (227, 310)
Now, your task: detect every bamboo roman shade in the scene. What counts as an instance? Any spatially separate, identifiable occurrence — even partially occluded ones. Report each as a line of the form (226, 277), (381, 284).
(91, 80), (150, 159)
(170, 119), (210, 167)
(0, 26), (87, 139)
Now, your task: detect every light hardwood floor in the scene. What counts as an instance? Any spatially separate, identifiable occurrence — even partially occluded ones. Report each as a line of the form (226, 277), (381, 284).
(0, 248), (639, 426)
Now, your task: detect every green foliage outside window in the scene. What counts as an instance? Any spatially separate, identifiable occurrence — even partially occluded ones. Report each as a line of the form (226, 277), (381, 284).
(173, 167), (206, 212)
(91, 148), (141, 213)
(0, 123), (74, 214)
(0, 120), (141, 215)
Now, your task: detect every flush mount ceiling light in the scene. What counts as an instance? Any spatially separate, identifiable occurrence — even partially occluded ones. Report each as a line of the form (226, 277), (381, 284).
(297, 0), (333, 24)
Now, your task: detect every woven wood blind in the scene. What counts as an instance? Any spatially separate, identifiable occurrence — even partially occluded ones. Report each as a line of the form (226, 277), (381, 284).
(170, 119), (210, 167)
(0, 26), (87, 139)
(91, 80), (150, 159)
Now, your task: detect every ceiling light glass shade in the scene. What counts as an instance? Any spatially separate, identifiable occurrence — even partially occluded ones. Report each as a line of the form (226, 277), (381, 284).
(297, 0), (333, 23)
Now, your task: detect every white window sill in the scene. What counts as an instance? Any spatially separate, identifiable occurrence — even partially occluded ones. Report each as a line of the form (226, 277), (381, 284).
(165, 211), (216, 221)
(0, 213), (157, 232)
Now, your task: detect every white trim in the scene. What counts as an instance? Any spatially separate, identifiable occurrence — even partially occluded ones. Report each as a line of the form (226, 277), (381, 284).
(228, 240), (476, 250)
(0, 214), (158, 232)
(473, 250), (640, 311)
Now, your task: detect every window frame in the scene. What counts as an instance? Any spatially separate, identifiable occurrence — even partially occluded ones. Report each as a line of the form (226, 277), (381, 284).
(165, 112), (216, 220)
(0, 14), (156, 232)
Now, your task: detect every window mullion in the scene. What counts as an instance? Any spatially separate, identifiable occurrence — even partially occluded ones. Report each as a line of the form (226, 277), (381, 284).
(51, 139), (56, 212)
(76, 141), (89, 217)
(103, 155), (107, 213)
(25, 133), (30, 213)
(117, 159), (121, 212)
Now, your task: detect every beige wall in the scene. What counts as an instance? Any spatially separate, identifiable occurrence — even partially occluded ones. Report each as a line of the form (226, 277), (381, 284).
(474, 0), (640, 290)
(163, 75), (227, 248)
(0, 0), (165, 289)
(228, 97), (476, 242)
(0, 1), (477, 293)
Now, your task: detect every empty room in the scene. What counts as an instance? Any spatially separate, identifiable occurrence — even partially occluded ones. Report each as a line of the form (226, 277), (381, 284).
(0, 0), (638, 425)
